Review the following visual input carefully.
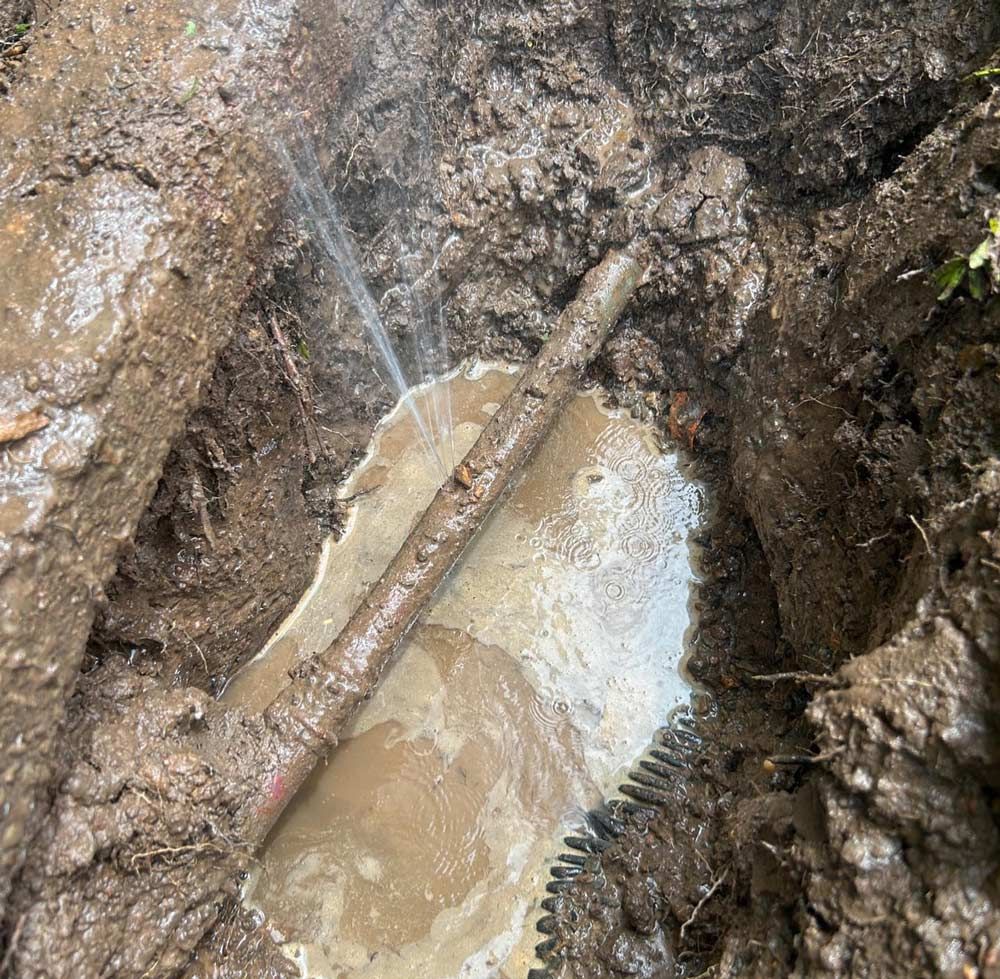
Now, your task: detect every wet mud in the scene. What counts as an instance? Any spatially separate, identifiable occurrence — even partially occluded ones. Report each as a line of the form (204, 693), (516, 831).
(0, 0), (370, 938)
(3, 0), (1000, 976)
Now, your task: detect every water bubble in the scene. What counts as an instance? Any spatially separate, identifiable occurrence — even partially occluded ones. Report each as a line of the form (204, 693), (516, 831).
(563, 533), (601, 571)
(621, 529), (659, 565)
(528, 690), (571, 730)
(611, 455), (646, 483)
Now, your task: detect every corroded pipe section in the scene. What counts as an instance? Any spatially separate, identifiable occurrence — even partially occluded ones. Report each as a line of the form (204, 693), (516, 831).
(245, 244), (645, 839)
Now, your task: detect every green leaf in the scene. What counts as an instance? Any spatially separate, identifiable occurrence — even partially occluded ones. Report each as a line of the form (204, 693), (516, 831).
(13, 22), (30, 35)
(935, 257), (967, 302)
(989, 217), (1000, 237)
(184, 20), (197, 36)
(968, 237), (991, 269)
(296, 338), (310, 361)
(968, 267), (988, 301)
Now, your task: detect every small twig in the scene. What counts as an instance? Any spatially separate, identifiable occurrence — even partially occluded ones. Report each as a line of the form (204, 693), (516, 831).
(909, 514), (934, 556)
(338, 484), (382, 506)
(176, 625), (209, 676)
(202, 431), (234, 474)
(319, 425), (353, 447)
(267, 315), (322, 463)
(751, 671), (840, 686)
(854, 529), (893, 550)
(129, 841), (227, 867)
(765, 747), (844, 767)
(790, 395), (854, 419)
(680, 867), (730, 941)
(139, 953), (166, 979)
(190, 470), (217, 550)
(896, 265), (930, 282)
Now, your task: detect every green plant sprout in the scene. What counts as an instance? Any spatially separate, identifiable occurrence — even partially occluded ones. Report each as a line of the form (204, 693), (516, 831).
(963, 65), (1000, 82)
(935, 218), (1000, 302)
(178, 77), (201, 105)
(184, 20), (197, 37)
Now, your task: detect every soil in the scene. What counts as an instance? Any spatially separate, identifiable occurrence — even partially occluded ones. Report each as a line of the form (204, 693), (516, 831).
(2, 0), (1000, 977)
(0, 2), (29, 41)
(88, 313), (322, 694)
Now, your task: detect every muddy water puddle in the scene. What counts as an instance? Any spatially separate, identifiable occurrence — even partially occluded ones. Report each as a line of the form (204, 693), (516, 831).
(224, 363), (705, 978)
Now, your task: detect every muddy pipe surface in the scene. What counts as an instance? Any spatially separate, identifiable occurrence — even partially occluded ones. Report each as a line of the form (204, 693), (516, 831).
(242, 245), (645, 841)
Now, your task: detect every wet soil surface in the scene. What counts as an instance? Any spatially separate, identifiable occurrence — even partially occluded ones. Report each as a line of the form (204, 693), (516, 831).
(3, 0), (1000, 976)
(88, 316), (322, 693)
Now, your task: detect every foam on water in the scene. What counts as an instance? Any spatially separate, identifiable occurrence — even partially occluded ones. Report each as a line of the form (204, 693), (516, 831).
(225, 362), (706, 978)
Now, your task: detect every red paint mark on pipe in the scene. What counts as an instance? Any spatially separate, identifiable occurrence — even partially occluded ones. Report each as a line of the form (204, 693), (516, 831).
(254, 772), (287, 822)
(269, 772), (286, 801)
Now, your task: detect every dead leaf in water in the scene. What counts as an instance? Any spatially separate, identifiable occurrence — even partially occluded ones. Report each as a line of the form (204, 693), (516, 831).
(0, 409), (49, 446)
(668, 392), (707, 449)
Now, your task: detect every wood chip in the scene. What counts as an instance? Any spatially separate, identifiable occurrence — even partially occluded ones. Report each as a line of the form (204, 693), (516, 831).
(0, 409), (49, 446)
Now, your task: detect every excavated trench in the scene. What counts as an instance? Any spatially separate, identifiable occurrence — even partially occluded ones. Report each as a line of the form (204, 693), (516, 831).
(3, 1), (1000, 978)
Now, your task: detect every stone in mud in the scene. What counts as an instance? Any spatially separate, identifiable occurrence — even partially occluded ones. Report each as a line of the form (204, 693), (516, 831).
(601, 328), (664, 389)
(600, 930), (673, 976)
(653, 147), (750, 244)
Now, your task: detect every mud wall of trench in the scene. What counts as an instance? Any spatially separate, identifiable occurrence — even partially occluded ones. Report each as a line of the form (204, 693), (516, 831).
(2, 0), (1000, 976)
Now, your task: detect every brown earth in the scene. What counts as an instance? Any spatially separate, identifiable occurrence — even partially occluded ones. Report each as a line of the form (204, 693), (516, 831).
(537, 89), (1000, 979)
(2, 0), (1000, 976)
(0, 0), (296, 928)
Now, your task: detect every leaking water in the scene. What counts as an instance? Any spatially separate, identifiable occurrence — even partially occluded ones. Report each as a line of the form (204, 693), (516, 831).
(225, 363), (705, 978)
(279, 121), (455, 477)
